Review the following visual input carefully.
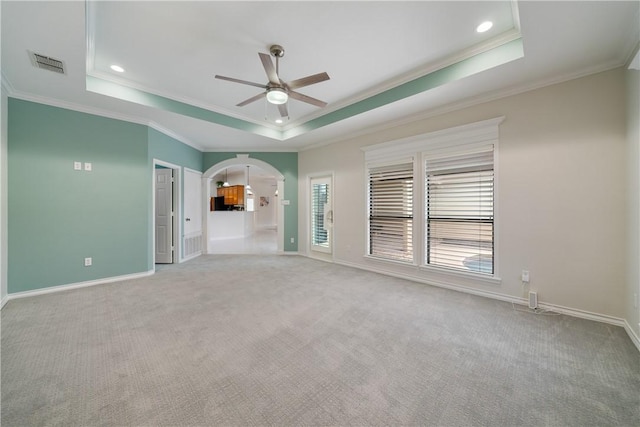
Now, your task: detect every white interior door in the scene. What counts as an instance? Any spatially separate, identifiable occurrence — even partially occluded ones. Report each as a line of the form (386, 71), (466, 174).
(310, 175), (332, 254)
(155, 168), (173, 263)
(184, 169), (202, 236)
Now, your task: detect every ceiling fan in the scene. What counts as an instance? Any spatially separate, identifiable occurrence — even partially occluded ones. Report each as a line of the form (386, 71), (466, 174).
(215, 44), (330, 118)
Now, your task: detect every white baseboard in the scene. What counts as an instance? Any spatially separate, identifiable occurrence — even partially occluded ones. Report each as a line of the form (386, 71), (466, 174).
(2, 270), (154, 307)
(180, 252), (202, 263)
(333, 259), (640, 353)
(624, 320), (640, 352)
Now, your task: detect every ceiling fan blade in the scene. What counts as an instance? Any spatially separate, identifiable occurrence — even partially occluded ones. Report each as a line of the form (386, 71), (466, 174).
(277, 103), (288, 118)
(289, 91), (328, 108)
(287, 72), (330, 90)
(236, 92), (266, 107)
(215, 75), (267, 89)
(259, 52), (280, 85)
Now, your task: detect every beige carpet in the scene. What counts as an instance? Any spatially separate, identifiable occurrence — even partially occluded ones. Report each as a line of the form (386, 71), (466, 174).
(2, 255), (639, 426)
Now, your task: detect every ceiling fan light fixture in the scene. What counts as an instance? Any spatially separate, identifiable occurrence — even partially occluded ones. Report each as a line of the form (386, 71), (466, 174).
(266, 88), (288, 105)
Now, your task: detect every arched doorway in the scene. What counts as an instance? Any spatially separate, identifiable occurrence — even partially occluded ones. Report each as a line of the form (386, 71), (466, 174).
(202, 155), (285, 254)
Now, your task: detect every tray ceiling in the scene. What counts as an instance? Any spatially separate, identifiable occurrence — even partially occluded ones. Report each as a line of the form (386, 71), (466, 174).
(2, 1), (638, 150)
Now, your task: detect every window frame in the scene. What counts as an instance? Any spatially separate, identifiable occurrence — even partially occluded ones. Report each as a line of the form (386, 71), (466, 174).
(362, 117), (503, 284)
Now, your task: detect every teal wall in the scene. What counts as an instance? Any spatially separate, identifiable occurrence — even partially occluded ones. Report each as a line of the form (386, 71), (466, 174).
(7, 99), (298, 294)
(8, 99), (149, 293)
(148, 128), (201, 172)
(203, 152), (298, 251)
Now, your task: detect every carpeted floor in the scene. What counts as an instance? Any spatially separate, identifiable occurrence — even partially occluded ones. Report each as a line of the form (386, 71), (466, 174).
(2, 255), (639, 426)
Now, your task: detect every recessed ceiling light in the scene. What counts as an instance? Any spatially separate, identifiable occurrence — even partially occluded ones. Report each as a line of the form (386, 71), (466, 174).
(275, 119), (283, 124)
(110, 65), (125, 73)
(476, 21), (493, 33)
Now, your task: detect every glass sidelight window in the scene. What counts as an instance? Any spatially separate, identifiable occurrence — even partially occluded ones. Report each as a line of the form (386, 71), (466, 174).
(311, 176), (332, 253)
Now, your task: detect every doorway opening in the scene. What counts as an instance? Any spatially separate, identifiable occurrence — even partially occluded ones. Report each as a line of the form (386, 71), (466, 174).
(202, 155), (285, 254)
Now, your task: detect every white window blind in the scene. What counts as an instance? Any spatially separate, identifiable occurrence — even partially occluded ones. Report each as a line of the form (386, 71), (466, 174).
(311, 180), (329, 249)
(368, 162), (414, 263)
(425, 145), (494, 274)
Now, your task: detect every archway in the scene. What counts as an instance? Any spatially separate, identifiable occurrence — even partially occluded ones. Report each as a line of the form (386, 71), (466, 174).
(202, 154), (285, 253)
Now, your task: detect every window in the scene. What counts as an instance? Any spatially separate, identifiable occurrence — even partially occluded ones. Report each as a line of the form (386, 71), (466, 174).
(425, 146), (494, 274)
(362, 116), (502, 280)
(368, 162), (414, 263)
(311, 176), (332, 253)
(312, 183), (328, 246)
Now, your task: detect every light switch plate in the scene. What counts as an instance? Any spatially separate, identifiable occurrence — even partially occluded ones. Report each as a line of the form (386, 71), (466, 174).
(74, 161), (82, 171)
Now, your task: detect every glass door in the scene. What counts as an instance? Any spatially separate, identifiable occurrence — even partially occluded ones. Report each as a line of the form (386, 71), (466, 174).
(310, 176), (332, 254)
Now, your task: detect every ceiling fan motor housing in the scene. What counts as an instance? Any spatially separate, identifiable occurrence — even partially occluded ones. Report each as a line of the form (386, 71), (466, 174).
(270, 45), (285, 58)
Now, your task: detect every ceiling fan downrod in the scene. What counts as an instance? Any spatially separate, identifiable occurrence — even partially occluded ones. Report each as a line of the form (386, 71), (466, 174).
(270, 44), (284, 75)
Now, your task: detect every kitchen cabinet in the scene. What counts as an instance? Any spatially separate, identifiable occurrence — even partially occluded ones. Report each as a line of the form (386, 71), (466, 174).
(217, 185), (244, 206)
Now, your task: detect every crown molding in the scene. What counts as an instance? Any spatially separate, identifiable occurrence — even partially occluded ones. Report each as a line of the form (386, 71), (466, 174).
(284, 28), (523, 131)
(1, 72), (15, 95)
(147, 122), (203, 151)
(300, 58), (625, 153)
(87, 70), (275, 131)
(7, 89), (202, 151)
(621, 5), (640, 67)
(203, 147), (298, 153)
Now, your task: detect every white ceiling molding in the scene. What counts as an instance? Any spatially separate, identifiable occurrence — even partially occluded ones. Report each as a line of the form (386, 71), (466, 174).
(1, 72), (15, 95)
(629, 46), (640, 71)
(282, 27), (524, 131)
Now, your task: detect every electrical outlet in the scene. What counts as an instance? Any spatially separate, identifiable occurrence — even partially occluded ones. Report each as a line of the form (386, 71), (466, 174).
(290, 237), (295, 244)
(84, 162), (92, 171)
(74, 161), (82, 171)
(84, 257), (92, 267)
(521, 270), (530, 283)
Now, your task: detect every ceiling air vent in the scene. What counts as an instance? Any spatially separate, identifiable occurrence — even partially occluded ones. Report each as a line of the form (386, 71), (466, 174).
(28, 51), (66, 74)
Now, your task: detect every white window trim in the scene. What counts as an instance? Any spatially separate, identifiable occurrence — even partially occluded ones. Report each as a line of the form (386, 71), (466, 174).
(362, 116), (504, 284)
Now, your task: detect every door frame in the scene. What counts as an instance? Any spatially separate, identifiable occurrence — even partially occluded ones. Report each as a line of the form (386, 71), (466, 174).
(307, 172), (334, 261)
(152, 159), (181, 266)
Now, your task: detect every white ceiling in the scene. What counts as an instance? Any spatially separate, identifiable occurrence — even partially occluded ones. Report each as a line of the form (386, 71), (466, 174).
(2, 1), (639, 152)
